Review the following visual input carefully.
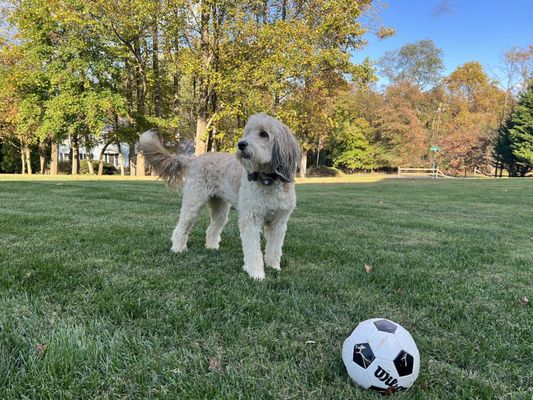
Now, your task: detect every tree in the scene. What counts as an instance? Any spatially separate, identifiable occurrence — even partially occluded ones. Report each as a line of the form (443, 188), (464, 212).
(441, 62), (505, 173)
(493, 46), (533, 176)
(0, 19), (49, 174)
(176, 0), (387, 156)
(329, 118), (379, 171)
(446, 62), (498, 112)
(378, 39), (445, 90)
(1, 0), (391, 174)
(494, 83), (533, 176)
(376, 81), (430, 167)
(504, 45), (533, 92)
(86, 0), (159, 175)
(1, 0), (126, 175)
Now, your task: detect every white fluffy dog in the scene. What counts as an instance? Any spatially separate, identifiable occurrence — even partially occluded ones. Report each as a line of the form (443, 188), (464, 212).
(139, 113), (300, 280)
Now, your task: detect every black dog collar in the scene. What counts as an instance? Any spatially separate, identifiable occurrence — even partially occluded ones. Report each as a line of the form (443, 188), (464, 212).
(247, 172), (278, 186)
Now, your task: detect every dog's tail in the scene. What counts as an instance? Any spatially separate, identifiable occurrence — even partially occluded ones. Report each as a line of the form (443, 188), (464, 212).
(139, 129), (193, 186)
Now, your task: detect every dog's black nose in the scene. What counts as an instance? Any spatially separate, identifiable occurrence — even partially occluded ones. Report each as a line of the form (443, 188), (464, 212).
(238, 141), (248, 150)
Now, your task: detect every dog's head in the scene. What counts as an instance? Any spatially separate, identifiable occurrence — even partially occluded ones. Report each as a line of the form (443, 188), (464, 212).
(236, 113), (300, 182)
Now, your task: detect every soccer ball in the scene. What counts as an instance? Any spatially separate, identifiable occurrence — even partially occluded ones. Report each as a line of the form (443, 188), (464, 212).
(342, 318), (420, 393)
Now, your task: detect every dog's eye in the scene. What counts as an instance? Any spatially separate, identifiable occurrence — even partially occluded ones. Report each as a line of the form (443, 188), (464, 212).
(259, 131), (269, 138)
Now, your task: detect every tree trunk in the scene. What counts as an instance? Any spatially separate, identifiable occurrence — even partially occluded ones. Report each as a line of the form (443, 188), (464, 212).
(173, 63), (180, 112)
(98, 142), (110, 176)
(50, 140), (59, 175)
(86, 152), (94, 175)
(125, 58), (134, 112)
(83, 135), (95, 175)
(71, 135), (79, 175)
(134, 37), (147, 176)
(136, 147), (146, 176)
(117, 143), (125, 176)
(299, 150), (308, 178)
(195, 2), (211, 156)
(274, 92), (280, 108)
(152, 17), (161, 118)
(206, 42), (220, 152)
(38, 140), (47, 174)
(21, 148), (26, 175)
(129, 142), (136, 176)
(171, 21), (181, 111)
(40, 154), (46, 174)
(24, 144), (32, 175)
(206, 90), (217, 151)
(195, 112), (208, 155)
(134, 41), (147, 115)
(208, 127), (217, 152)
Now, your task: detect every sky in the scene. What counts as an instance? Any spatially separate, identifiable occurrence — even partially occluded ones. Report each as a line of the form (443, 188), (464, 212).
(353, 0), (533, 85)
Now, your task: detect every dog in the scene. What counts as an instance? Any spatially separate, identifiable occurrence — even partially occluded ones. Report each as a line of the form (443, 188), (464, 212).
(139, 113), (300, 280)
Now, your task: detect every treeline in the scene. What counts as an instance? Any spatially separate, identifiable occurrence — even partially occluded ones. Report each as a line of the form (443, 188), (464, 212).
(324, 44), (533, 177)
(0, 0), (386, 175)
(0, 1), (531, 176)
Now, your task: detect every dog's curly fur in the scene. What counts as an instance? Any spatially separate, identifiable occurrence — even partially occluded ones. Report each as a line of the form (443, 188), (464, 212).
(139, 113), (300, 280)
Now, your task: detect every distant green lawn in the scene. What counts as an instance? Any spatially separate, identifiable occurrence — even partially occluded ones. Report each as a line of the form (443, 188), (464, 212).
(0, 178), (531, 399)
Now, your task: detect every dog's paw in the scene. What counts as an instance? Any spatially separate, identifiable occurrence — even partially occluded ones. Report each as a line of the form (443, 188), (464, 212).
(265, 255), (281, 270)
(243, 266), (265, 281)
(265, 259), (281, 270)
(170, 244), (187, 253)
(205, 241), (220, 250)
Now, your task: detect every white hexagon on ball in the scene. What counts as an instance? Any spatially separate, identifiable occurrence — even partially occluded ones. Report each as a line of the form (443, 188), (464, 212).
(342, 318), (420, 394)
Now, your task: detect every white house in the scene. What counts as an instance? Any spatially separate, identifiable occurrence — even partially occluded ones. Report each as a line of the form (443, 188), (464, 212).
(59, 138), (132, 168)
(58, 135), (194, 170)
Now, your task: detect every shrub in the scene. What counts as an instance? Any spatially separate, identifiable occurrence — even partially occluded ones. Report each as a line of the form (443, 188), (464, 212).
(0, 142), (41, 173)
(306, 166), (343, 177)
(57, 160), (118, 175)
(58, 161), (71, 174)
(79, 160), (117, 175)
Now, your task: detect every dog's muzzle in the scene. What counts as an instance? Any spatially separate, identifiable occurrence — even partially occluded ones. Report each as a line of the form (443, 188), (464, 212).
(237, 141), (251, 159)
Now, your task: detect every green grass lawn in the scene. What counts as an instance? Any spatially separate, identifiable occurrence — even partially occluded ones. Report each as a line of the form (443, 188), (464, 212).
(0, 178), (532, 399)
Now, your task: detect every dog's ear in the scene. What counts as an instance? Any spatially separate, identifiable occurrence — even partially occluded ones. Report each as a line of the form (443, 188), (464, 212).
(272, 124), (301, 182)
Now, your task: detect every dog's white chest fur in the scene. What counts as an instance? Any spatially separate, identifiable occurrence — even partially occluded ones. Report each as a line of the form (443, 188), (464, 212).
(238, 176), (296, 220)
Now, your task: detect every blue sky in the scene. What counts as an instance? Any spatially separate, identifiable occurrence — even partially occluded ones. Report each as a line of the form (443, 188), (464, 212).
(353, 0), (533, 84)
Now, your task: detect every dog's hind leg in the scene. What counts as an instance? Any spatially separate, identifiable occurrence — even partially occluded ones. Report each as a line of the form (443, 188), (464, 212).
(205, 197), (231, 250)
(171, 191), (207, 253)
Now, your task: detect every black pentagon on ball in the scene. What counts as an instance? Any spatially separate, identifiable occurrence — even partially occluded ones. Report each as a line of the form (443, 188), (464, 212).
(394, 350), (414, 376)
(352, 343), (375, 369)
(374, 319), (397, 333)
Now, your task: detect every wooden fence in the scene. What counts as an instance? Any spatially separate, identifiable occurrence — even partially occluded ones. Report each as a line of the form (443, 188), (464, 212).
(397, 167), (453, 178)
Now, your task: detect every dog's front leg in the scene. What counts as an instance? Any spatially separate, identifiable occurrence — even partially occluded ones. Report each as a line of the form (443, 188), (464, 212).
(264, 213), (290, 270)
(239, 214), (265, 280)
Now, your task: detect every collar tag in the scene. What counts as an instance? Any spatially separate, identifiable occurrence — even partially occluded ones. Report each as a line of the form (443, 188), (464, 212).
(248, 172), (277, 186)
